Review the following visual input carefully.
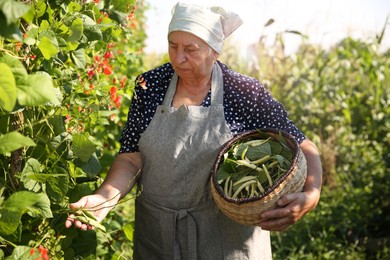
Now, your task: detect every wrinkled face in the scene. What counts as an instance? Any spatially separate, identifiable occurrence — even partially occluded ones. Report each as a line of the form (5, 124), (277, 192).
(168, 31), (218, 80)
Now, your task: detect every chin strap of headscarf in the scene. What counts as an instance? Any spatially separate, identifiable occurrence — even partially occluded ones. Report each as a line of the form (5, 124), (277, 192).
(168, 2), (243, 53)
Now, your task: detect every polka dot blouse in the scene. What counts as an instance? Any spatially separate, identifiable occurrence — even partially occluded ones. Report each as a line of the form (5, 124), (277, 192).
(119, 61), (305, 153)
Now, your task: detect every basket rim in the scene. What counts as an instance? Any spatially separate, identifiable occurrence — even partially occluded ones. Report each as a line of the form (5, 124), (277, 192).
(211, 128), (301, 205)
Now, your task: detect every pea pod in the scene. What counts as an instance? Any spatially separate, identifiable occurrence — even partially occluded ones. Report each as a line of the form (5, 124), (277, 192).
(232, 180), (257, 199)
(250, 155), (271, 165)
(223, 176), (232, 197)
(262, 164), (273, 187)
(74, 214), (106, 232)
(232, 175), (258, 187)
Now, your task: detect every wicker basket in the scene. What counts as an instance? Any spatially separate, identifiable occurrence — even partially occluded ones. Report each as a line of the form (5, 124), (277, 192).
(210, 129), (307, 226)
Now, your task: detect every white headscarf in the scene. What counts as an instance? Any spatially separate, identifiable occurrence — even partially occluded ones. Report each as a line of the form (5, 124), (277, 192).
(168, 2), (243, 53)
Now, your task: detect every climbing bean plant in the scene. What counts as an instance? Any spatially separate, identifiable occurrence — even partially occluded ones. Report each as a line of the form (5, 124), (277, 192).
(0, 0), (146, 259)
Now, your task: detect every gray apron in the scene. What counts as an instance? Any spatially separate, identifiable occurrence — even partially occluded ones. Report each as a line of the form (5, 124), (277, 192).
(135, 63), (272, 260)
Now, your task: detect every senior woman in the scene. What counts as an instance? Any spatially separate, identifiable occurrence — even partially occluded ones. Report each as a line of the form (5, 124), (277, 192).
(66, 2), (322, 259)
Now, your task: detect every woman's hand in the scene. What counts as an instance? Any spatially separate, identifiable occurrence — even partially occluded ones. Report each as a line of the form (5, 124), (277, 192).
(65, 152), (142, 231)
(257, 188), (320, 231)
(258, 138), (323, 231)
(65, 194), (114, 231)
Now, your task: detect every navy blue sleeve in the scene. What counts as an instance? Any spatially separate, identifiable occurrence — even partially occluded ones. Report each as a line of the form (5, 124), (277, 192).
(119, 81), (147, 153)
(119, 63), (174, 153)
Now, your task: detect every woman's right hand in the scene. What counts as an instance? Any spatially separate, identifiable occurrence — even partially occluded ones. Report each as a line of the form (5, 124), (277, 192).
(65, 152), (142, 231)
(65, 194), (114, 231)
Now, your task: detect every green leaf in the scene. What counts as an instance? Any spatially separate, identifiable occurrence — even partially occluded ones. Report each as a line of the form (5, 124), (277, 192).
(264, 18), (275, 27)
(0, 191), (52, 236)
(82, 14), (103, 41)
(284, 30), (308, 39)
(34, 0), (46, 18)
(66, 41), (79, 51)
(39, 19), (50, 32)
(22, 4), (34, 24)
(50, 132), (72, 154)
(71, 48), (86, 68)
(0, 0), (31, 24)
(0, 55), (27, 82)
(269, 140), (283, 154)
(25, 173), (67, 183)
(23, 26), (38, 45)
(17, 71), (59, 106)
(0, 131), (36, 154)
(79, 153), (101, 178)
(5, 246), (32, 260)
(47, 173), (69, 202)
(123, 222), (134, 241)
(245, 143), (272, 161)
(72, 133), (96, 163)
(216, 166), (230, 182)
(72, 229), (97, 256)
(38, 35), (59, 60)
(68, 183), (94, 203)
(109, 10), (128, 26)
(0, 62), (16, 111)
(67, 17), (83, 42)
(27, 192), (52, 218)
(0, 11), (22, 40)
(20, 158), (42, 192)
(68, 2), (81, 13)
(22, 158), (41, 173)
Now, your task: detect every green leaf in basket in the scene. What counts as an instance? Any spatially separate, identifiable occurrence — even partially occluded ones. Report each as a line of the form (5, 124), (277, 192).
(245, 142), (272, 161)
(280, 146), (293, 161)
(216, 167), (229, 184)
(269, 140), (283, 155)
(232, 142), (247, 159)
(216, 158), (237, 182)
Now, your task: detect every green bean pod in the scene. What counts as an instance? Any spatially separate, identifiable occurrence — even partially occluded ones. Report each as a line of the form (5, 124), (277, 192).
(74, 213), (106, 232)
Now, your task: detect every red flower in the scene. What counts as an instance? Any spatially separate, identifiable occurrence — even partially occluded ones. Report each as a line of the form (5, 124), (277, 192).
(110, 86), (117, 97)
(102, 60), (113, 75)
(30, 248), (35, 255)
(114, 96), (122, 108)
(87, 67), (95, 79)
(38, 245), (49, 260)
(103, 51), (113, 59)
(65, 114), (72, 123)
(119, 76), (127, 88)
(15, 42), (22, 52)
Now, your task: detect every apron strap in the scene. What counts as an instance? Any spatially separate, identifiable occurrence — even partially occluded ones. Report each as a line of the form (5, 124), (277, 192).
(174, 209), (197, 260)
(162, 63), (224, 107)
(140, 196), (213, 260)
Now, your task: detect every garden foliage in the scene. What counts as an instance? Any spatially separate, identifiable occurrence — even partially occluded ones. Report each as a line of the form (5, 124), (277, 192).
(220, 25), (390, 259)
(0, 0), (146, 259)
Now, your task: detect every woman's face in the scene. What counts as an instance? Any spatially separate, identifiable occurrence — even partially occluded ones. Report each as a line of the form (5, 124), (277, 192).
(168, 31), (218, 81)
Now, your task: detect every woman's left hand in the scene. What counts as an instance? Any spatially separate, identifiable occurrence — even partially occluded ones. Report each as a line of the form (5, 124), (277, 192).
(257, 188), (320, 231)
